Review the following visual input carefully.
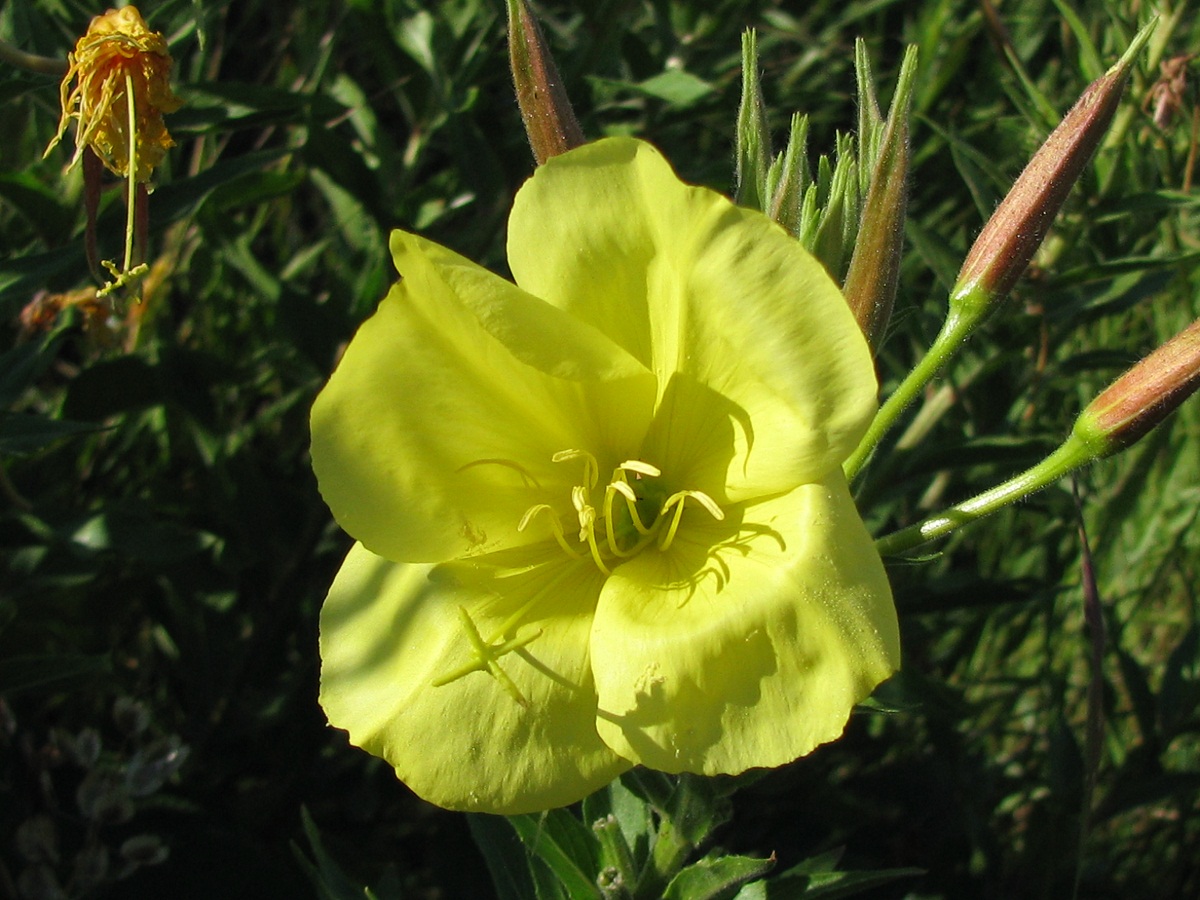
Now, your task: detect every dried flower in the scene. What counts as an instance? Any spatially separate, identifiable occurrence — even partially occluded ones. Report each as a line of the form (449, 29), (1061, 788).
(44, 6), (182, 184)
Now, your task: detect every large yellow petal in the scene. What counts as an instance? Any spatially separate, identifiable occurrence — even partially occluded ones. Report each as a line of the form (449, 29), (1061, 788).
(590, 472), (898, 774)
(507, 138), (878, 499)
(320, 541), (630, 814)
(311, 231), (655, 563)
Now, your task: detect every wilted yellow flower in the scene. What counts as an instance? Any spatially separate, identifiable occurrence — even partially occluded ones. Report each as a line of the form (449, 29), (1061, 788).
(45, 6), (182, 183)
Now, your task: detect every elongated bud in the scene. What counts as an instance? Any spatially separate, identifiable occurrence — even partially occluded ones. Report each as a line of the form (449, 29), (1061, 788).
(765, 113), (810, 234)
(1073, 318), (1200, 456)
(736, 29), (771, 210)
(842, 45), (917, 352)
(951, 20), (1156, 324)
(506, 0), (584, 164)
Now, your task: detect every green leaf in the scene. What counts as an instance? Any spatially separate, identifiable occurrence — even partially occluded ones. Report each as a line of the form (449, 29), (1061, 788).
(0, 332), (61, 408)
(732, 864), (924, 899)
(467, 814), (539, 900)
(1160, 624), (1200, 737)
(663, 852), (776, 900)
(637, 69), (715, 107)
(508, 811), (603, 900)
(293, 807), (406, 900)
(0, 171), (76, 245)
(68, 503), (214, 564)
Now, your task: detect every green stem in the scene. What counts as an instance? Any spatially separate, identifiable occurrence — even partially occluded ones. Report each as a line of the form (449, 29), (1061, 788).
(844, 308), (976, 480)
(0, 38), (67, 76)
(874, 432), (1096, 556)
(123, 73), (138, 275)
(634, 817), (691, 899)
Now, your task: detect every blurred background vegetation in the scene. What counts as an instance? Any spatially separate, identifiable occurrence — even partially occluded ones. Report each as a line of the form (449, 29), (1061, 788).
(1, 0), (1197, 897)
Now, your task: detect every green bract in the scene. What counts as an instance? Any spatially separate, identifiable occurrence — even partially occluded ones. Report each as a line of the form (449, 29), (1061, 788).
(310, 138), (900, 814)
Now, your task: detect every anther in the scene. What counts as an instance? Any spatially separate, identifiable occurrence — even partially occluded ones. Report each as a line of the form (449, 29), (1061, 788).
(553, 449), (599, 490)
(571, 486), (611, 575)
(618, 460), (661, 478)
(657, 490), (725, 551)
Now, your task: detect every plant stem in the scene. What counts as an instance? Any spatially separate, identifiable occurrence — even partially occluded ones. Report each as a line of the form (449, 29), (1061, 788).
(874, 433), (1095, 555)
(845, 308), (976, 480)
(123, 73), (138, 275)
(0, 38), (67, 76)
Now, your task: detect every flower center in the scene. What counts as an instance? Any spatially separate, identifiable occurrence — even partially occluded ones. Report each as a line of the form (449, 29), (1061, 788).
(518, 449), (724, 575)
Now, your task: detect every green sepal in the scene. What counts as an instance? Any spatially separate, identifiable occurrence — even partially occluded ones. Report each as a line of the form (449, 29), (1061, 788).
(853, 38), (884, 196)
(735, 29), (771, 210)
(842, 44), (918, 350)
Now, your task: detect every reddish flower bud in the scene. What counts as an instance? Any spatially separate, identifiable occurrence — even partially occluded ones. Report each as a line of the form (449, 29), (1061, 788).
(952, 23), (1154, 318)
(506, 0), (585, 165)
(843, 46), (917, 352)
(1074, 318), (1200, 456)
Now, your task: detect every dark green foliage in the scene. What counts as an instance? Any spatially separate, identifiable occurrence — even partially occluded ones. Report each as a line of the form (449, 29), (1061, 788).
(2, 1), (1198, 898)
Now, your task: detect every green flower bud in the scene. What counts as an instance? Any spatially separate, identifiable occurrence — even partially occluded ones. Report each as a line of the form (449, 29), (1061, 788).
(843, 45), (917, 352)
(735, 29), (771, 210)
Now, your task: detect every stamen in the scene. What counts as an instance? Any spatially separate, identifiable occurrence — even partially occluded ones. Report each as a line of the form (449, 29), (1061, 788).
(618, 460), (661, 478)
(431, 607), (542, 707)
(553, 448), (599, 490)
(571, 486), (611, 575)
(657, 490), (725, 551)
(519, 503), (583, 559)
(602, 481), (652, 557)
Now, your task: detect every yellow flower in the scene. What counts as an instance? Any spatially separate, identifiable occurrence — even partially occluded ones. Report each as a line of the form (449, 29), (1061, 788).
(311, 138), (900, 813)
(45, 6), (182, 183)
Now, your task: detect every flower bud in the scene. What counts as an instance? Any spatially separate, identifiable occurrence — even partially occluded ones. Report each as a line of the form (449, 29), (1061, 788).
(951, 21), (1155, 322)
(736, 29), (771, 210)
(843, 45), (917, 352)
(1073, 318), (1200, 456)
(506, 0), (584, 164)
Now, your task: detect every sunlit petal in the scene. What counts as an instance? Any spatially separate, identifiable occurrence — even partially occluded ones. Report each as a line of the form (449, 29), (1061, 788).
(509, 138), (878, 497)
(311, 232), (655, 563)
(591, 472), (898, 773)
(320, 542), (628, 813)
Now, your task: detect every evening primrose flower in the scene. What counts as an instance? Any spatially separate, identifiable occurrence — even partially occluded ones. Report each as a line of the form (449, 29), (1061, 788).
(44, 6), (182, 183)
(311, 138), (900, 814)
